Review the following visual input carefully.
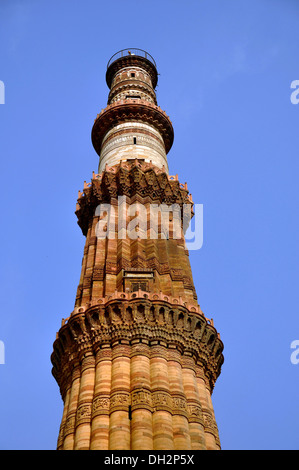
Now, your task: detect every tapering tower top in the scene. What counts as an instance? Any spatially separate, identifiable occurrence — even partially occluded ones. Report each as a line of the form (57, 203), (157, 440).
(92, 48), (174, 173)
(106, 48), (158, 94)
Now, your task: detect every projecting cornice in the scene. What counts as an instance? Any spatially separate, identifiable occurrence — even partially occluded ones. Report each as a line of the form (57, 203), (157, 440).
(76, 159), (193, 236)
(51, 296), (224, 401)
(91, 99), (174, 157)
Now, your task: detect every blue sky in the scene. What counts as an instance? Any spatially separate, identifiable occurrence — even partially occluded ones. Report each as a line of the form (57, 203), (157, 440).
(0, 0), (298, 450)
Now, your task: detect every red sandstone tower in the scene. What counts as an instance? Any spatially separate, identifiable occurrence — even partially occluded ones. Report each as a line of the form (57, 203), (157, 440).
(51, 49), (224, 450)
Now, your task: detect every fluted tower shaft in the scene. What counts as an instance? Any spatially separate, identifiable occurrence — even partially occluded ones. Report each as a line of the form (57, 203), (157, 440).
(51, 49), (224, 451)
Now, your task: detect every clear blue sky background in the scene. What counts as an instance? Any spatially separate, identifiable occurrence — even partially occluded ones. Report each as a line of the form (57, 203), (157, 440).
(0, 0), (298, 450)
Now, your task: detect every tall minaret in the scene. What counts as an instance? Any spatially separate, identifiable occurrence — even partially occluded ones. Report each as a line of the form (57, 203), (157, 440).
(51, 48), (224, 451)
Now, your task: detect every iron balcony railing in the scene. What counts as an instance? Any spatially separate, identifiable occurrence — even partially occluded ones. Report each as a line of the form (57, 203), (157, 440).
(107, 48), (157, 69)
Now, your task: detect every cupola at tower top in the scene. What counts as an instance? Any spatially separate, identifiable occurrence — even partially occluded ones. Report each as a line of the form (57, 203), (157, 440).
(106, 48), (158, 92)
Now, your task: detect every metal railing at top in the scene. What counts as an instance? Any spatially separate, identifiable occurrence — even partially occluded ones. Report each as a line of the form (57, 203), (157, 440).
(107, 48), (157, 69)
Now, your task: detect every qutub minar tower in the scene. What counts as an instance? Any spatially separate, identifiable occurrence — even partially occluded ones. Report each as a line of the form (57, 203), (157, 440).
(51, 49), (224, 450)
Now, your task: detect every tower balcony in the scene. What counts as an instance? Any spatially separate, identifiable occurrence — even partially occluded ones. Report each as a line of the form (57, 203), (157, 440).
(107, 48), (157, 70)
